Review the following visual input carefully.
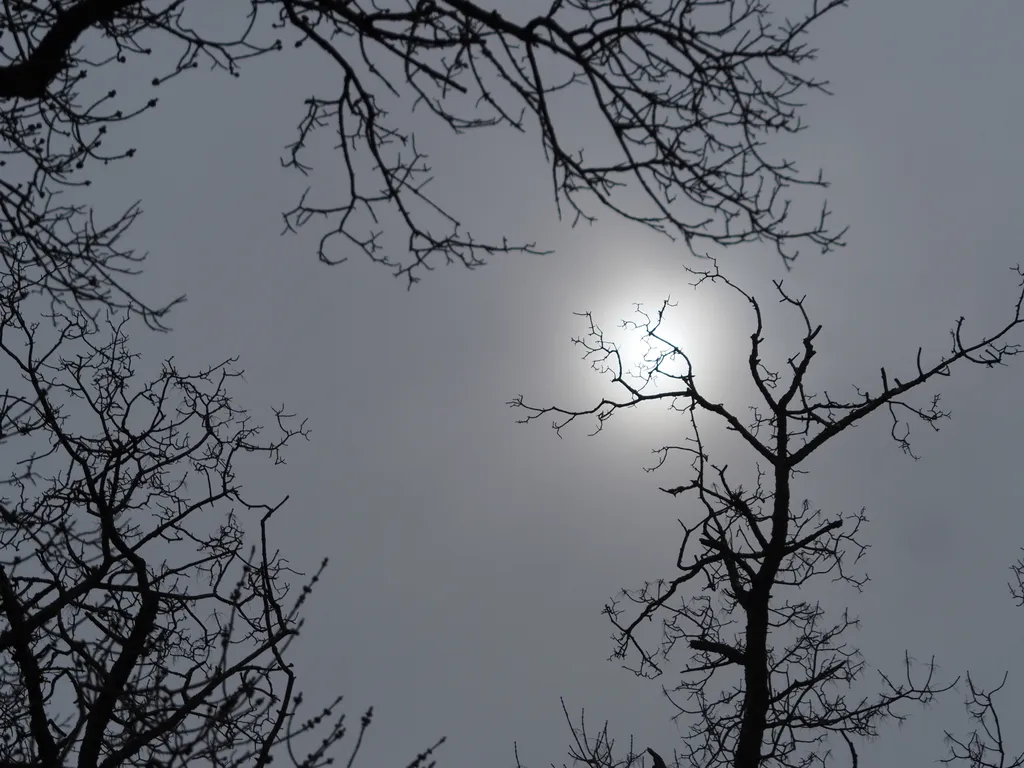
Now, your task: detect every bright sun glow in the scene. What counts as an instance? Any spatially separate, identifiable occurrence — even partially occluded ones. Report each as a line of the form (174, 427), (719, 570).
(588, 276), (725, 396)
(610, 302), (693, 384)
(566, 230), (751, 411)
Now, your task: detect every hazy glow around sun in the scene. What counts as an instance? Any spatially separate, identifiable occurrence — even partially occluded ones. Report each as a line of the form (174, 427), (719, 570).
(558, 229), (757, 420)
(587, 270), (732, 396)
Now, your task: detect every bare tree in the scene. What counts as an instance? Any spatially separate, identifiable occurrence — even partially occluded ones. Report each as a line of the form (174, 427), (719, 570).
(510, 263), (1024, 768)
(934, 555), (1024, 768)
(941, 673), (1024, 768)
(0, 243), (446, 766)
(0, 0), (847, 325)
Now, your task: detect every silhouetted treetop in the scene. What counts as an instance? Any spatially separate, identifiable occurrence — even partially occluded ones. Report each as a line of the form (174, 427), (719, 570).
(511, 263), (1024, 768)
(1, 0), (847, 323)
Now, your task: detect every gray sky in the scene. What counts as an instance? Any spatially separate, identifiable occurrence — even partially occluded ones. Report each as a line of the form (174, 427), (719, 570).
(84, 0), (1024, 765)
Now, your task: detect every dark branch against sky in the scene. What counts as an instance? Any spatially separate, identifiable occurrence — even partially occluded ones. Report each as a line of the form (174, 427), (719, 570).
(1, 1), (1023, 767)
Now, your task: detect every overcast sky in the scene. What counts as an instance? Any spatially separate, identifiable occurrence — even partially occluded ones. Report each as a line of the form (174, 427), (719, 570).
(79, 0), (1024, 766)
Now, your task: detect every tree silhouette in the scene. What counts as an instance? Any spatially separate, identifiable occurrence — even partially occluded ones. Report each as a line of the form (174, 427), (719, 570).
(0, 243), (445, 767)
(934, 556), (1024, 768)
(510, 263), (1024, 768)
(0, 0), (847, 325)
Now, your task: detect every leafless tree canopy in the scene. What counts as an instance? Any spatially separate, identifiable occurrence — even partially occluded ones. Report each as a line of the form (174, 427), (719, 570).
(0, 0), (846, 324)
(511, 264), (1024, 768)
(0, 233), (447, 765)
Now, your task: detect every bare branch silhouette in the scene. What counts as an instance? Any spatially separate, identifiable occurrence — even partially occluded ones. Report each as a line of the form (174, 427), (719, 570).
(512, 263), (1024, 768)
(0, 241), (445, 768)
(1, 0), (847, 322)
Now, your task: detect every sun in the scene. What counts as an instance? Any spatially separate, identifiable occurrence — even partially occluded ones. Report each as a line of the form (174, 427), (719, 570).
(560, 228), (748, 405)
(585, 279), (719, 392)
(606, 299), (692, 384)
